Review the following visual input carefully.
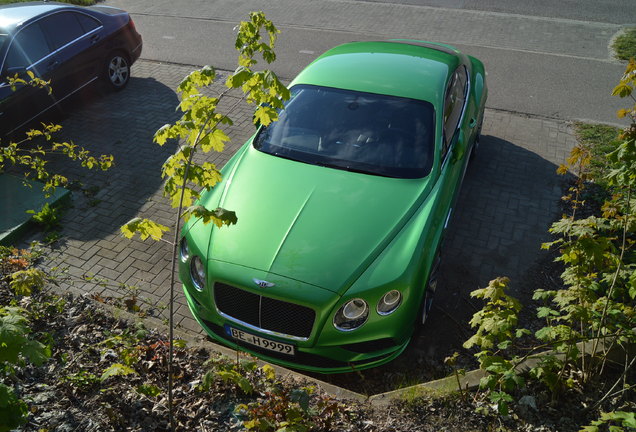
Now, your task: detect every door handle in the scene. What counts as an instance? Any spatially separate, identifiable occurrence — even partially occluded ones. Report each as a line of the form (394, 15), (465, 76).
(90, 34), (101, 44)
(469, 118), (477, 128)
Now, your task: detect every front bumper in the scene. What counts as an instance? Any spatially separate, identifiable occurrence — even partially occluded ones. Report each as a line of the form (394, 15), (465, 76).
(182, 285), (409, 373)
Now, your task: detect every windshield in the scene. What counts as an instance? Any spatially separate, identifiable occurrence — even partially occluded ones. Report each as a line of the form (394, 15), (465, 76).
(253, 84), (435, 178)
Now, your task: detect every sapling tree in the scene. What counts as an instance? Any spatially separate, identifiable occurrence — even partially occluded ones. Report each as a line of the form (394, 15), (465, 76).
(464, 60), (636, 420)
(120, 12), (289, 430)
(536, 58), (635, 394)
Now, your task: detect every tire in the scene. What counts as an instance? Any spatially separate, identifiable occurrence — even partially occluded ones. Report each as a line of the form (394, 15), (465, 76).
(104, 52), (130, 90)
(470, 119), (483, 162)
(419, 252), (441, 326)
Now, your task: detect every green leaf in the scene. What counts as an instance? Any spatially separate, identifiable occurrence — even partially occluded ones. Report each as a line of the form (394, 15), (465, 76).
(0, 307), (50, 366)
(537, 307), (558, 318)
(9, 268), (46, 296)
(173, 339), (187, 349)
(261, 364), (276, 381)
(612, 83), (632, 97)
(515, 328), (531, 338)
(121, 218), (170, 241)
(136, 384), (161, 397)
(0, 383), (29, 432)
(604, 411), (636, 428)
(101, 363), (138, 381)
(290, 388), (311, 412)
(20, 338), (51, 366)
(201, 129), (230, 153)
(253, 105), (278, 127)
(183, 206), (238, 227)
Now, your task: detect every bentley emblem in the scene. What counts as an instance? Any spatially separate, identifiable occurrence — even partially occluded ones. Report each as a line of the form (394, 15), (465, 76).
(253, 278), (275, 288)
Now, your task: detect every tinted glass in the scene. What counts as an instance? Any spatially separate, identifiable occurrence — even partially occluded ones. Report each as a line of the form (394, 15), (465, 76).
(40, 12), (85, 49)
(76, 13), (100, 32)
(5, 24), (50, 70)
(254, 85), (435, 179)
(0, 33), (7, 64)
(442, 66), (468, 150)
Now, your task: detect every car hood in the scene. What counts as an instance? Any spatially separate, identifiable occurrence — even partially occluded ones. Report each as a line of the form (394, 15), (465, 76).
(202, 145), (434, 294)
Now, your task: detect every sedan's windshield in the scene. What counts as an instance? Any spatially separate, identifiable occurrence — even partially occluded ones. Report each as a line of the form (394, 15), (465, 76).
(253, 84), (435, 178)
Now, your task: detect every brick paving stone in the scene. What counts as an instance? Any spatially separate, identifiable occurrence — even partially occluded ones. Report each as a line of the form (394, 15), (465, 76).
(33, 59), (577, 342)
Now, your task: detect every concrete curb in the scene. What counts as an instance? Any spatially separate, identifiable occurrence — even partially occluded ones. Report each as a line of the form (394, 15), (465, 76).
(0, 174), (71, 246)
(84, 292), (368, 402)
(50, 285), (636, 409)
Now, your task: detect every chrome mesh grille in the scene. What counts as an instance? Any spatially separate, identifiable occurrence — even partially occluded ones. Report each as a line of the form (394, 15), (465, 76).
(213, 282), (315, 338)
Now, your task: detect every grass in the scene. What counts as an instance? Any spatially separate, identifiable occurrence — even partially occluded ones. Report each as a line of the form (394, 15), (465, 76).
(612, 27), (636, 61)
(0, 0), (96, 5)
(574, 122), (621, 185)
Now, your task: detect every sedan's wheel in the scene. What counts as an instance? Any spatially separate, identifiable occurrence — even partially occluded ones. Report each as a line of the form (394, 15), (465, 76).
(105, 53), (130, 90)
(420, 253), (441, 325)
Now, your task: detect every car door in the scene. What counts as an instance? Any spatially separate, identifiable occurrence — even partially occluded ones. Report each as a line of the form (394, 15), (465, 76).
(39, 11), (103, 101)
(0, 22), (57, 135)
(437, 65), (469, 231)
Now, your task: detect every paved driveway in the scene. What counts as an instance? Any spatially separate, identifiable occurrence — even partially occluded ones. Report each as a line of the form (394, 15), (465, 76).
(40, 59), (576, 382)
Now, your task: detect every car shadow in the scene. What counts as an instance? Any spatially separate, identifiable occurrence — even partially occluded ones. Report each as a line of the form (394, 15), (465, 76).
(415, 133), (572, 363)
(40, 76), (181, 242)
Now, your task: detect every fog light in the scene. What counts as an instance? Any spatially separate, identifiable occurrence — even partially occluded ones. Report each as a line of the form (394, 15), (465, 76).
(377, 290), (402, 315)
(190, 256), (206, 291)
(334, 298), (368, 331)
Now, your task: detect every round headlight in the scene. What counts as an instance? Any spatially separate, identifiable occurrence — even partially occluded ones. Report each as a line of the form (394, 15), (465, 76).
(377, 290), (402, 315)
(179, 238), (190, 261)
(333, 299), (368, 331)
(190, 256), (206, 291)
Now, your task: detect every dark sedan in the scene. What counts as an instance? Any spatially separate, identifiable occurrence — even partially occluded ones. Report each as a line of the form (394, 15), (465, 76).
(0, 1), (142, 136)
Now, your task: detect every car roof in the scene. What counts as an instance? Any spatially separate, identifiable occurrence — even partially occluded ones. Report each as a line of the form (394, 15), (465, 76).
(290, 40), (461, 106)
(0, 2), (71, 32)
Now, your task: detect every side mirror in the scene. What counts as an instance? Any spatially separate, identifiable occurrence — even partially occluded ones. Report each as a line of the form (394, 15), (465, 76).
(451, 130), (466, 162)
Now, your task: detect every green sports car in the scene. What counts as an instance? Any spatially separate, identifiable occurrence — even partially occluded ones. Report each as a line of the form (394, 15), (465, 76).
(179, 40), (487, 373)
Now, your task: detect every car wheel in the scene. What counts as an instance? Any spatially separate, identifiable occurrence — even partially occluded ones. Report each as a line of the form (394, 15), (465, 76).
(470, 120), (483, 162)
(420, 252), (441, 325)
(104, 52), (130, 90)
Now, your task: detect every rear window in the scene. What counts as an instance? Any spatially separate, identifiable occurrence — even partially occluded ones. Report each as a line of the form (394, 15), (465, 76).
(254, 84), (435, 179)
(40, 12), (85, 49)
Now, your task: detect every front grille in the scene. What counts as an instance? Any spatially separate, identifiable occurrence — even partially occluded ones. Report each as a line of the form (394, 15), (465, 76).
(213, 282), (315, 339)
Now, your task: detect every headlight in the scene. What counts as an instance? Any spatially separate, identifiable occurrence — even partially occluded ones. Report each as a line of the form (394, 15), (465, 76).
(190, 256), (206, 291)
(377, 290), (402, 315)
(333, 298), (368, 331)
(180, 238), (190, 261)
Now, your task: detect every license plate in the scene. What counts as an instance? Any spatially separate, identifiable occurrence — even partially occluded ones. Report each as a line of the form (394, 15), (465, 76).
(227, 326), (295, 355)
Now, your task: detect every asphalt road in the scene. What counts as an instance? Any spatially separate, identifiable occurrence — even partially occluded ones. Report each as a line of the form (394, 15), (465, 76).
(105, 0), (632, 125)
(355, 0), (636, 25)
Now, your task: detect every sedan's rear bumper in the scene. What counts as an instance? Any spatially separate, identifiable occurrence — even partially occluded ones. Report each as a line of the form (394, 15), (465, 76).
(130, 41), (142, 63)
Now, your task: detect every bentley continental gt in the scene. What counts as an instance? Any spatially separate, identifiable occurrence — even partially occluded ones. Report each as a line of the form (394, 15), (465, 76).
(179, 40), (487, 373)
